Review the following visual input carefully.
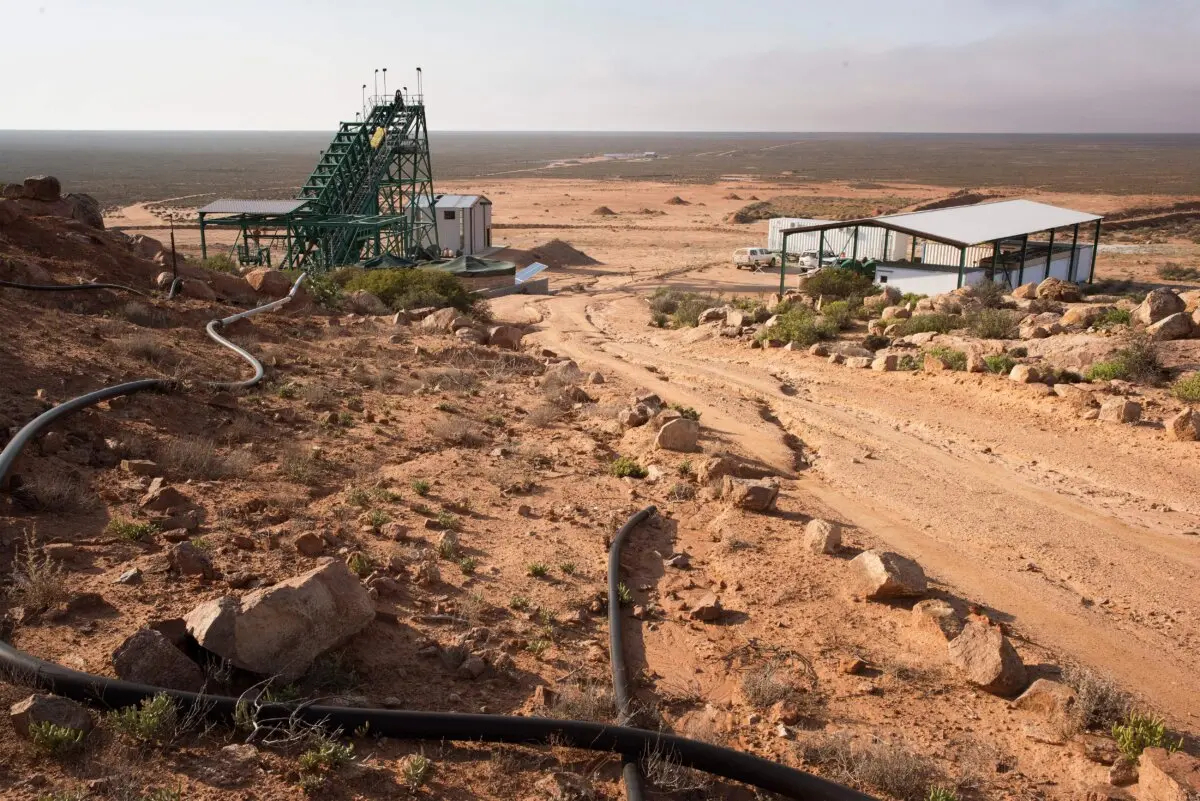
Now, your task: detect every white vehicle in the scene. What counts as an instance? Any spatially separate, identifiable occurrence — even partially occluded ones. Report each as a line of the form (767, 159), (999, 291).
(733, 247), (777, 270)
(797, 250), (840, 271)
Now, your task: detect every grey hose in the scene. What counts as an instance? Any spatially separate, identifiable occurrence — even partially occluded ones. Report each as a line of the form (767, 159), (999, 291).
(0, 279), (146, 295)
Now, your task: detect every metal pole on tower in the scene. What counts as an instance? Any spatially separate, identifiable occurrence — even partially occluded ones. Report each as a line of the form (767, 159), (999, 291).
(417, 66), (423, 99)
(361, 84), (366, 116)
(382, 68), (387, 96)
(374, 69), (379, 100)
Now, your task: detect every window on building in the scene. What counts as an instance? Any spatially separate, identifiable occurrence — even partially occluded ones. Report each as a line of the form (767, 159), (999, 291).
(443, 210), (456, 220)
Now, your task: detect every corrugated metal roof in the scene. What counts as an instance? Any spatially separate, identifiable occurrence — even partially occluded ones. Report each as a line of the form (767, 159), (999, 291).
(435, 194), (490, 209)
(782, 200), (1102, 248)
(198, 199), (307, 215)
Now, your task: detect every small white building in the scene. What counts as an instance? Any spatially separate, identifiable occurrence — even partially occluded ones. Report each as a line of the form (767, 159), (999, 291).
(774, 199), (1103, 296)
(430, 194), (492, 256)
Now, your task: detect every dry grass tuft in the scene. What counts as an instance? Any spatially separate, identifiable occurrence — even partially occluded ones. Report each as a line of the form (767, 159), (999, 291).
(1061, 663), (1133, 735)
(549, 682), (616, 723)
(119, 300), (167, 328)
(740, 662), (799, 708)
(7, 531), (68, 611)
(642, 745), (713, 793)
(525, 403), (561, 428)
(22, 472), (91, 513)
(158, 437), (254, 480)
(279, 445), (324, 484)
(116, 333), (176, 367)
(429, 417), (485, 446)
(800, 732), (941, 801)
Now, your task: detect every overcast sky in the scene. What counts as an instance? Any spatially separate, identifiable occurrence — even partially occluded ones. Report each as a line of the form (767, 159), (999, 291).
(2, 0), (1198, 132)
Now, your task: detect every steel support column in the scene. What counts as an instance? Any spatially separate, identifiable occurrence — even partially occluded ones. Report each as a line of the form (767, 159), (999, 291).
(818, 230), (825, 267)
(1017, 234), (1029, 286)
(852, 227), (859, 260)
(956, 247), (967, 288)
(779, 233), (789, 297)
(882, 229), (890, 263)
(1067, 223), (1080, 282)
(199, 215), (207, 260)
(1045, 228), (1056, 280)
(1090, 219), (1102, 283)
(990, 240), (1000, 282)
(910, 236), (917, 262)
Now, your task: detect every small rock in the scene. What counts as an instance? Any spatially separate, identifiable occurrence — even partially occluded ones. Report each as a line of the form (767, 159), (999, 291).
(839, 657), (866, 675)
(655, 417), (700, 452)
(587, 371), (605, 384)
(848, 550), (927, 600)
(1109, 757), (1138, 788)
(664, 553), (691, 569)
(689, 593), (723, 621)
(1098, 398), (1142, 425)
(1082, 785), (1134, 801)
(1168, 408), (1199, 441)
(532, 685), (556, 708)
(808, 343), (829, 357)
(294, 532), (325, 556)
(535, 771), (595, 801)
(947, 619), (1027, 696)
(617, 406), (649, 428)
(803, 518), (841, 554)
(769, 698), (804, 724)
(911, 598), (963, 641)
(457, 655), (488, 679)
(1072, 733), (1122, 765)
(845, 356), (872, 369)
(120, 459), (159, 477)
(168, 541), (214, 578)
(112, 628), (205, 692)
(114, 567), (142, 585)
(1011, 678), (1077, 723)
(871, 354), (898, 371)
(230, 534), (256, 551)
(1146, 312), (1193, 342)
(1009, 364), (1041, 384)
(721, 476), (779, 512)
(10, 694), (92, 738)
(487, 325), (524, 350)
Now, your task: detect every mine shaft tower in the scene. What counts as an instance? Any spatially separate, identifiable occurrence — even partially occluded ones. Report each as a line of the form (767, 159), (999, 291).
(197, 72), (439, 272)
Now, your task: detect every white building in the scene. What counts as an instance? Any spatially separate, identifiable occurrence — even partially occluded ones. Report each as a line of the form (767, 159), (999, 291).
(773, 199), (1103, 296)
(429, 194), (492, 256)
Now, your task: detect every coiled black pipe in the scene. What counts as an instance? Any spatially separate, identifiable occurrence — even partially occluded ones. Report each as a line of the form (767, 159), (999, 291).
(0, 278), (875, 800)
(0, 279), (146, 295)
(608, 505), (657, 800)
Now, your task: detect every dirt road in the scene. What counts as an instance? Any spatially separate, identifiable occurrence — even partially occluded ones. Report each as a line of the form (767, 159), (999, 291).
(497, 267), (1200, 727)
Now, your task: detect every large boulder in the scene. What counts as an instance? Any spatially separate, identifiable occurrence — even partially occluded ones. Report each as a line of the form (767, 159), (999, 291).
(947, 619), (1027, 696)
(179, 278), (217, 301)
(112, 628), (205, 692)
(1010, 678), (1077, 723)
(10, 694), (92, 738)
(65, 193), (104, 229)
(244, 268), (293, 298)
(848, 550), (927, 600)
(1135, 289), (1186, 326)
(184, 559), (374, 680)
(1036, 277), (1081, 303)
(420, 307), (460, 333)
(721, 476), (779, 512)
(697, 307), (726, 324)
(881, 306), (911, 321)
(1146, 312), (1193, 342)
(1061, 305), (1115, 328)
(655, 417), (700, 452)
(487, 325), (524, 350)
(22, 175), (61, 202)
(1139, 747), (1200, 801)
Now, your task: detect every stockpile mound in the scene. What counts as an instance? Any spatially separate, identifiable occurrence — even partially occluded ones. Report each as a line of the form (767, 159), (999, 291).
(664, 195), (691, 206)
(591, 206), (616, 216)
(528, 239), (602, 268)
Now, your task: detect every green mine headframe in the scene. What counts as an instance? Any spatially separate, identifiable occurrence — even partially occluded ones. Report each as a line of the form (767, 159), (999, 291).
(197, 85), (439, 272)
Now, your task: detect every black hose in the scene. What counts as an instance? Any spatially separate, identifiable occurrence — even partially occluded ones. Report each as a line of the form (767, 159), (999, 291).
(0, 640), (873, 800)
(608, 505), (656, 800)
(0, 279), (146, 296)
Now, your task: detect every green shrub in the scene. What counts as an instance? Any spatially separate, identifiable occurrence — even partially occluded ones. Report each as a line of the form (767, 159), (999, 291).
(1084, 334), (1161, 384)
(899, 292), (927, 305)
(110, 694), (178, 745)
(1157, 262), (1200, 281)
(283, 270), (341, 309)
(401, 753), (432, 791)
(759, 307), (838, 346)
(610, 457), (647, 479)
(967, 309), (1021, 339)
(671, 404), (701, 420)
(527, 562), (549, 578)
(106, 519), (158, 542)
(201, 254), (238, 274)
(617, 582), (634, 605)
(896, 354), (921, 371)
(650, 311), (669, 328)
(1112, 712), (1179, 760)
(925, 346), (967, 371)
(1172, 372), (1200, 402)
(672, 294), (714, 327)
(28, 721), (85, 756)
(983, 354), (1017, 375)
(647, 289), (720, 328)
(926, 788), (959, 801)
(896, 313), (960, 336)
(336, 267), (478, 313)
(819, 300), (856, 330)
(1096, 308), (1132, 329)
(411, 478), (431, 496)
(801, 268), (877, 300)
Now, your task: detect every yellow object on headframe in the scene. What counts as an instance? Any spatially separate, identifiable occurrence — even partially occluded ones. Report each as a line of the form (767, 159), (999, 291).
(370, 127), (386, 149)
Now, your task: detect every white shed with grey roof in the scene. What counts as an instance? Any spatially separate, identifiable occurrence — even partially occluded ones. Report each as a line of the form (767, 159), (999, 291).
(773, 199), (1104, 296)
(422, 194), (492, 256)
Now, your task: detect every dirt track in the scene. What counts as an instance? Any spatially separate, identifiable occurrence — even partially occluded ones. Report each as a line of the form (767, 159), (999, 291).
(496, 265), (1200, 729)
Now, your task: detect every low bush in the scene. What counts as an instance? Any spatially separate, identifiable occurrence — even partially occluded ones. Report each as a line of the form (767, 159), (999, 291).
(925, 346), (967, 371)
(966, 309), (1021, 339)
(22, 473), (90, 513)
(549, 681), (616, 723)
(1084, 334), (1162, 384)
(335, 267), (478, 313)
(401, 753), (432, 791)
(759, 306), (838, 346)
(671, 404), (701, 420)
(28, 721), (85, 756)
(201, 254), (238, 274)
(895, 313), (960, 336)
(1061, 663), (1132, 733)
(800, 268), (877, 300)
(610, 456), (648, 479)
(740, 662), (799, 708)
(1157, 262), (1200, 281)
(899, 292), (927, 305)
(158, 437), (253, 480)
(1096, 308), (1132, 329)
(801, 733), (941, 801)
(110, 693), (179, 746)
(983, 354), (1017, 375)
(8, 532), (67, 611)
(819, 300), (856, 330)
(971, 278), (1008, 309)
(1172, 372), (1200, 402)
(1112, 712), (1180, 760)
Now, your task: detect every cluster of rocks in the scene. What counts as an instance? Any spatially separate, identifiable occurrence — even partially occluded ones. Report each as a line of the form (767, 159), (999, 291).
(0, 175), (103, 230)
(407, 305), (525, 350)
(614, 390), (701, 452)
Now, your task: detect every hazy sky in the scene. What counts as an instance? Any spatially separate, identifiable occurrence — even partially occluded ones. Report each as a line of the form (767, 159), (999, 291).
(2, 0), (1198, 132)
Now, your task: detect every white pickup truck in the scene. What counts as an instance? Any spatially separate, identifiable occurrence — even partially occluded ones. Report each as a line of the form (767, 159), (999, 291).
(732, 247), (777, 270)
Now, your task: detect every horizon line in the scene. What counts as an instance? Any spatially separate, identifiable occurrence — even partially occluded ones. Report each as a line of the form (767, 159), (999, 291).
(2, 129), (1200, 136)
